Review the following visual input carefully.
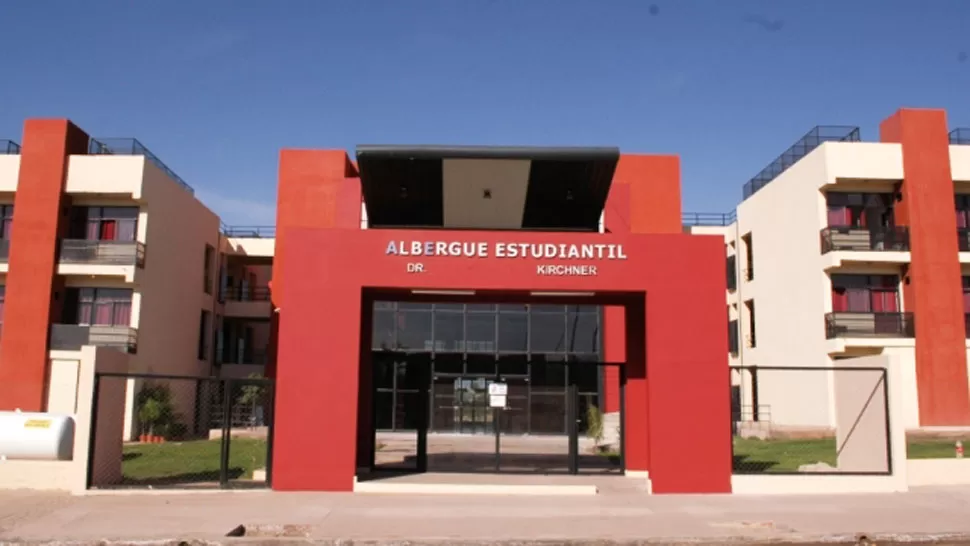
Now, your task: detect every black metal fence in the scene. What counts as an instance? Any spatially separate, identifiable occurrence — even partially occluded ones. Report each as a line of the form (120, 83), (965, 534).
(221, 224), (276, 238)
(729, 365), (891, 476)
(88, 373), (274, 490)
(682, 211), (737, 226)
(0, 140), (19, 154)
(221, 285), (272, 301)
(825, 312), (915, 339)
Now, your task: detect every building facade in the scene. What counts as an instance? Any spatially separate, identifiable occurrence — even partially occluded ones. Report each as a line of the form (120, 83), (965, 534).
(686, 108), (970, 432)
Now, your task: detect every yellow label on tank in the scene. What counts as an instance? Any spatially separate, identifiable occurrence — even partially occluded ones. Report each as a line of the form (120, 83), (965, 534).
(24, 419), (51, 429)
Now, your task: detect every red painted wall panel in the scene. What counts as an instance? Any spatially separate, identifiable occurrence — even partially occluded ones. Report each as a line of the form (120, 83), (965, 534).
(880, 108), (970, 426)
(273, 227), (731, 493)
(267, 150), (357, 379)
(0, 119), (86, 411)
(615, 154), (683, 235)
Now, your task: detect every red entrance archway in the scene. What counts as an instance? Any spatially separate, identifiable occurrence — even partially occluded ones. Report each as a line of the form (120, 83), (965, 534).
(271, 227), (731, 494)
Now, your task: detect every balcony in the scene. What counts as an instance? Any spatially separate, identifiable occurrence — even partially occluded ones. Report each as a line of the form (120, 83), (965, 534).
(0, 140), (20, 155)
(820, 226), (909, 253)
(59, 240), (146, 267)
(825, 312), (914, 339)
(0, 239), (8, 262)
(50, 324), (138, 353)
(221, 285), (272, 317)
(958, 229), (970, 252)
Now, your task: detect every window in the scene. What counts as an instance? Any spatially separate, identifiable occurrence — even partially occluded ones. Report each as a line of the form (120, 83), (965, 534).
(0, 205), (13, 239)
(826, 192), (895, 228)
(69, 206), (138, 241)
(728, 318), (739, 355)
(0, 285), (5, 323)
(203, 245), (215, 294)
(726, 254), (737, 291)
(956, 195), (970, 229)
(68, 288), (133, 326)
(744, 300), (756, 347)
(831, 274), (899, 313)
(741, 233), (754, 281)
(961, 277), (970, 314)
(198, 310), (211, 360)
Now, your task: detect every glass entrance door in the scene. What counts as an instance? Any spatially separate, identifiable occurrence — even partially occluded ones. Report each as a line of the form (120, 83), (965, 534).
(455, 377), (493, 435)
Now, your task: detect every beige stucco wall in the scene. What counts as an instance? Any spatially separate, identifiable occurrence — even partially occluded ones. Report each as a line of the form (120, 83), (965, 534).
(0, 347), (128, 493)
(0, 154), (19, 193)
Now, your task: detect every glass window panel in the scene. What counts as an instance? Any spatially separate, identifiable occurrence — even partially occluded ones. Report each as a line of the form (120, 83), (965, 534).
(570, 359), (600, 394)
(566, 304), (599, 314)
(434, 303), (464, 311)
(374, 301), (395, 310)
(530, 304), (565, 313)
(373, 355), (395, 388)
(465, 354), (496, 375)
(465, 312), (496, 353)
(433, 311), (464, 353)
(530, 393), (566, 434)
(374, 390), (394, 430)
(467, 303), (495, 312)
(396, 310), (432, 350)
(498, 303), (527, 312)
(397, 356), (430, 390)
(372, 310), (396, 350)
(497, 354), (528, 376)
(566, 311), (599, 354)
(433, 353), (463, 375)
(530, 355), (567, 389)
(398, 302), (432, 310)
(498, 312), (528, 353)
(530, 312), (566, 353)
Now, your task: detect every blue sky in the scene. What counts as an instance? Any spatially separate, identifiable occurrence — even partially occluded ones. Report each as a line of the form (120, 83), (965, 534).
(2, 0), (970, 225)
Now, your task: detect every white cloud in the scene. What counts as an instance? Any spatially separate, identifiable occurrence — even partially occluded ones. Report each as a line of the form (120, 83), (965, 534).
(195, 189), (276, 226)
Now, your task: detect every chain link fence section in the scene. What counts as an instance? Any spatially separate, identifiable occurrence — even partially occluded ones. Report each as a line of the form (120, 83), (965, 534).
(729, 365), (891, 475)
(88, 373), (274, 490)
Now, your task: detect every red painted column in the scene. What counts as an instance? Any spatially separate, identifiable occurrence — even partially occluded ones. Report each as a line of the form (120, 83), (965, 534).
(0, 120), (87, 411)
(646, 236), (732, 493)
(880, 108), (970, 426)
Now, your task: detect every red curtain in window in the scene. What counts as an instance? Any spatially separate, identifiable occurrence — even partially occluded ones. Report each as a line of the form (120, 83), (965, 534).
(958, 210), (968, 229)
(100, 220), (117, 241)
(827, 206), (851, 227)
(832, 287), (849, 311)
(112, 300), (132, 325)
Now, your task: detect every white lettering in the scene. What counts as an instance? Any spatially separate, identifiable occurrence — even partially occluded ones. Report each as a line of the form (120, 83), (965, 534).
(383, 241), (626, 261)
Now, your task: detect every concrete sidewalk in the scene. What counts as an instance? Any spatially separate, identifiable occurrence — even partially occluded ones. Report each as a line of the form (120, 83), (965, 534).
(2, 486), (970, 545)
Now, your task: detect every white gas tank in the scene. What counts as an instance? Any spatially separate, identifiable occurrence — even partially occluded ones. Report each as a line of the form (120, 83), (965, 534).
(0, 411), (75, 461)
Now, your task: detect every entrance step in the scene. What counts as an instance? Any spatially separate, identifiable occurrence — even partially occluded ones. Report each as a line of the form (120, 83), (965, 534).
(353, 473), (599, 496)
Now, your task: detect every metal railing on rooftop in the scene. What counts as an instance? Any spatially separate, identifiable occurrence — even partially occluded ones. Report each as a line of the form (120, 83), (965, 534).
(220, 224), (276, 238)
(87, 138), (194, 195)
(742, 126), (861, 200)
(0, 140), (20, 154)
(682, 211), (737, 226)
(950, 128), (970, 145)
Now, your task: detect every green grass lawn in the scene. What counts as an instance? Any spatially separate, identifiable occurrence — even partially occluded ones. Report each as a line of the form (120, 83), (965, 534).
(732, 436), (969, 473)
(122, 438), (268, 484)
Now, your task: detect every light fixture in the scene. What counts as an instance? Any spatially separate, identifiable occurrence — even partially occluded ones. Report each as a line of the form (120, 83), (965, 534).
(399, 185), (408, 198)
(530, 291), (595, 297)
(483, 189), (492, 199)
(411, 289), (476, 296)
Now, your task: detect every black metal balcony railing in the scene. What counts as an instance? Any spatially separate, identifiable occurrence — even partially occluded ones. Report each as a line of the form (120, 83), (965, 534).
(958, 229), (970, 252)
(60, 240), (146, 268)
(50, 324), (138, 353)
(221, 224), (276, 238)
(825, 312), (915, 339)
(950, 128), (970, 145)
(682, 211), (737, 227)
(87, 137), (194, 195)
(0, 140), (20, 154)
(219, 350), (268, 366)
(743, 126), (862, 200)
(221, 285), (271, 302)
(820, 226), (910, 253)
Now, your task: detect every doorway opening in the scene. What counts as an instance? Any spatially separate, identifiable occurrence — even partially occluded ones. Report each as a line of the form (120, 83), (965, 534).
(365, 301), (625, 477)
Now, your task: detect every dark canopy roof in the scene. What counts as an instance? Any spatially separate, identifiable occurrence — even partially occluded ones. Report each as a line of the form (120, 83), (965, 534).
(356, 145), (620, 231)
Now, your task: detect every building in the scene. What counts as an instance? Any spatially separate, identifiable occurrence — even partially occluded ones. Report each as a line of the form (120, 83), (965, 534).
(685, 108), (970, 432)
(0, 120), (272, 440)
(0, 121), (731, 494)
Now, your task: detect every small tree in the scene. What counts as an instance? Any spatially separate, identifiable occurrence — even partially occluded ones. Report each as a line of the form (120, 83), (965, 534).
(586, 404), (604, 449)
(237, 373), (266, 428)
(135, 383), (174, 437)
